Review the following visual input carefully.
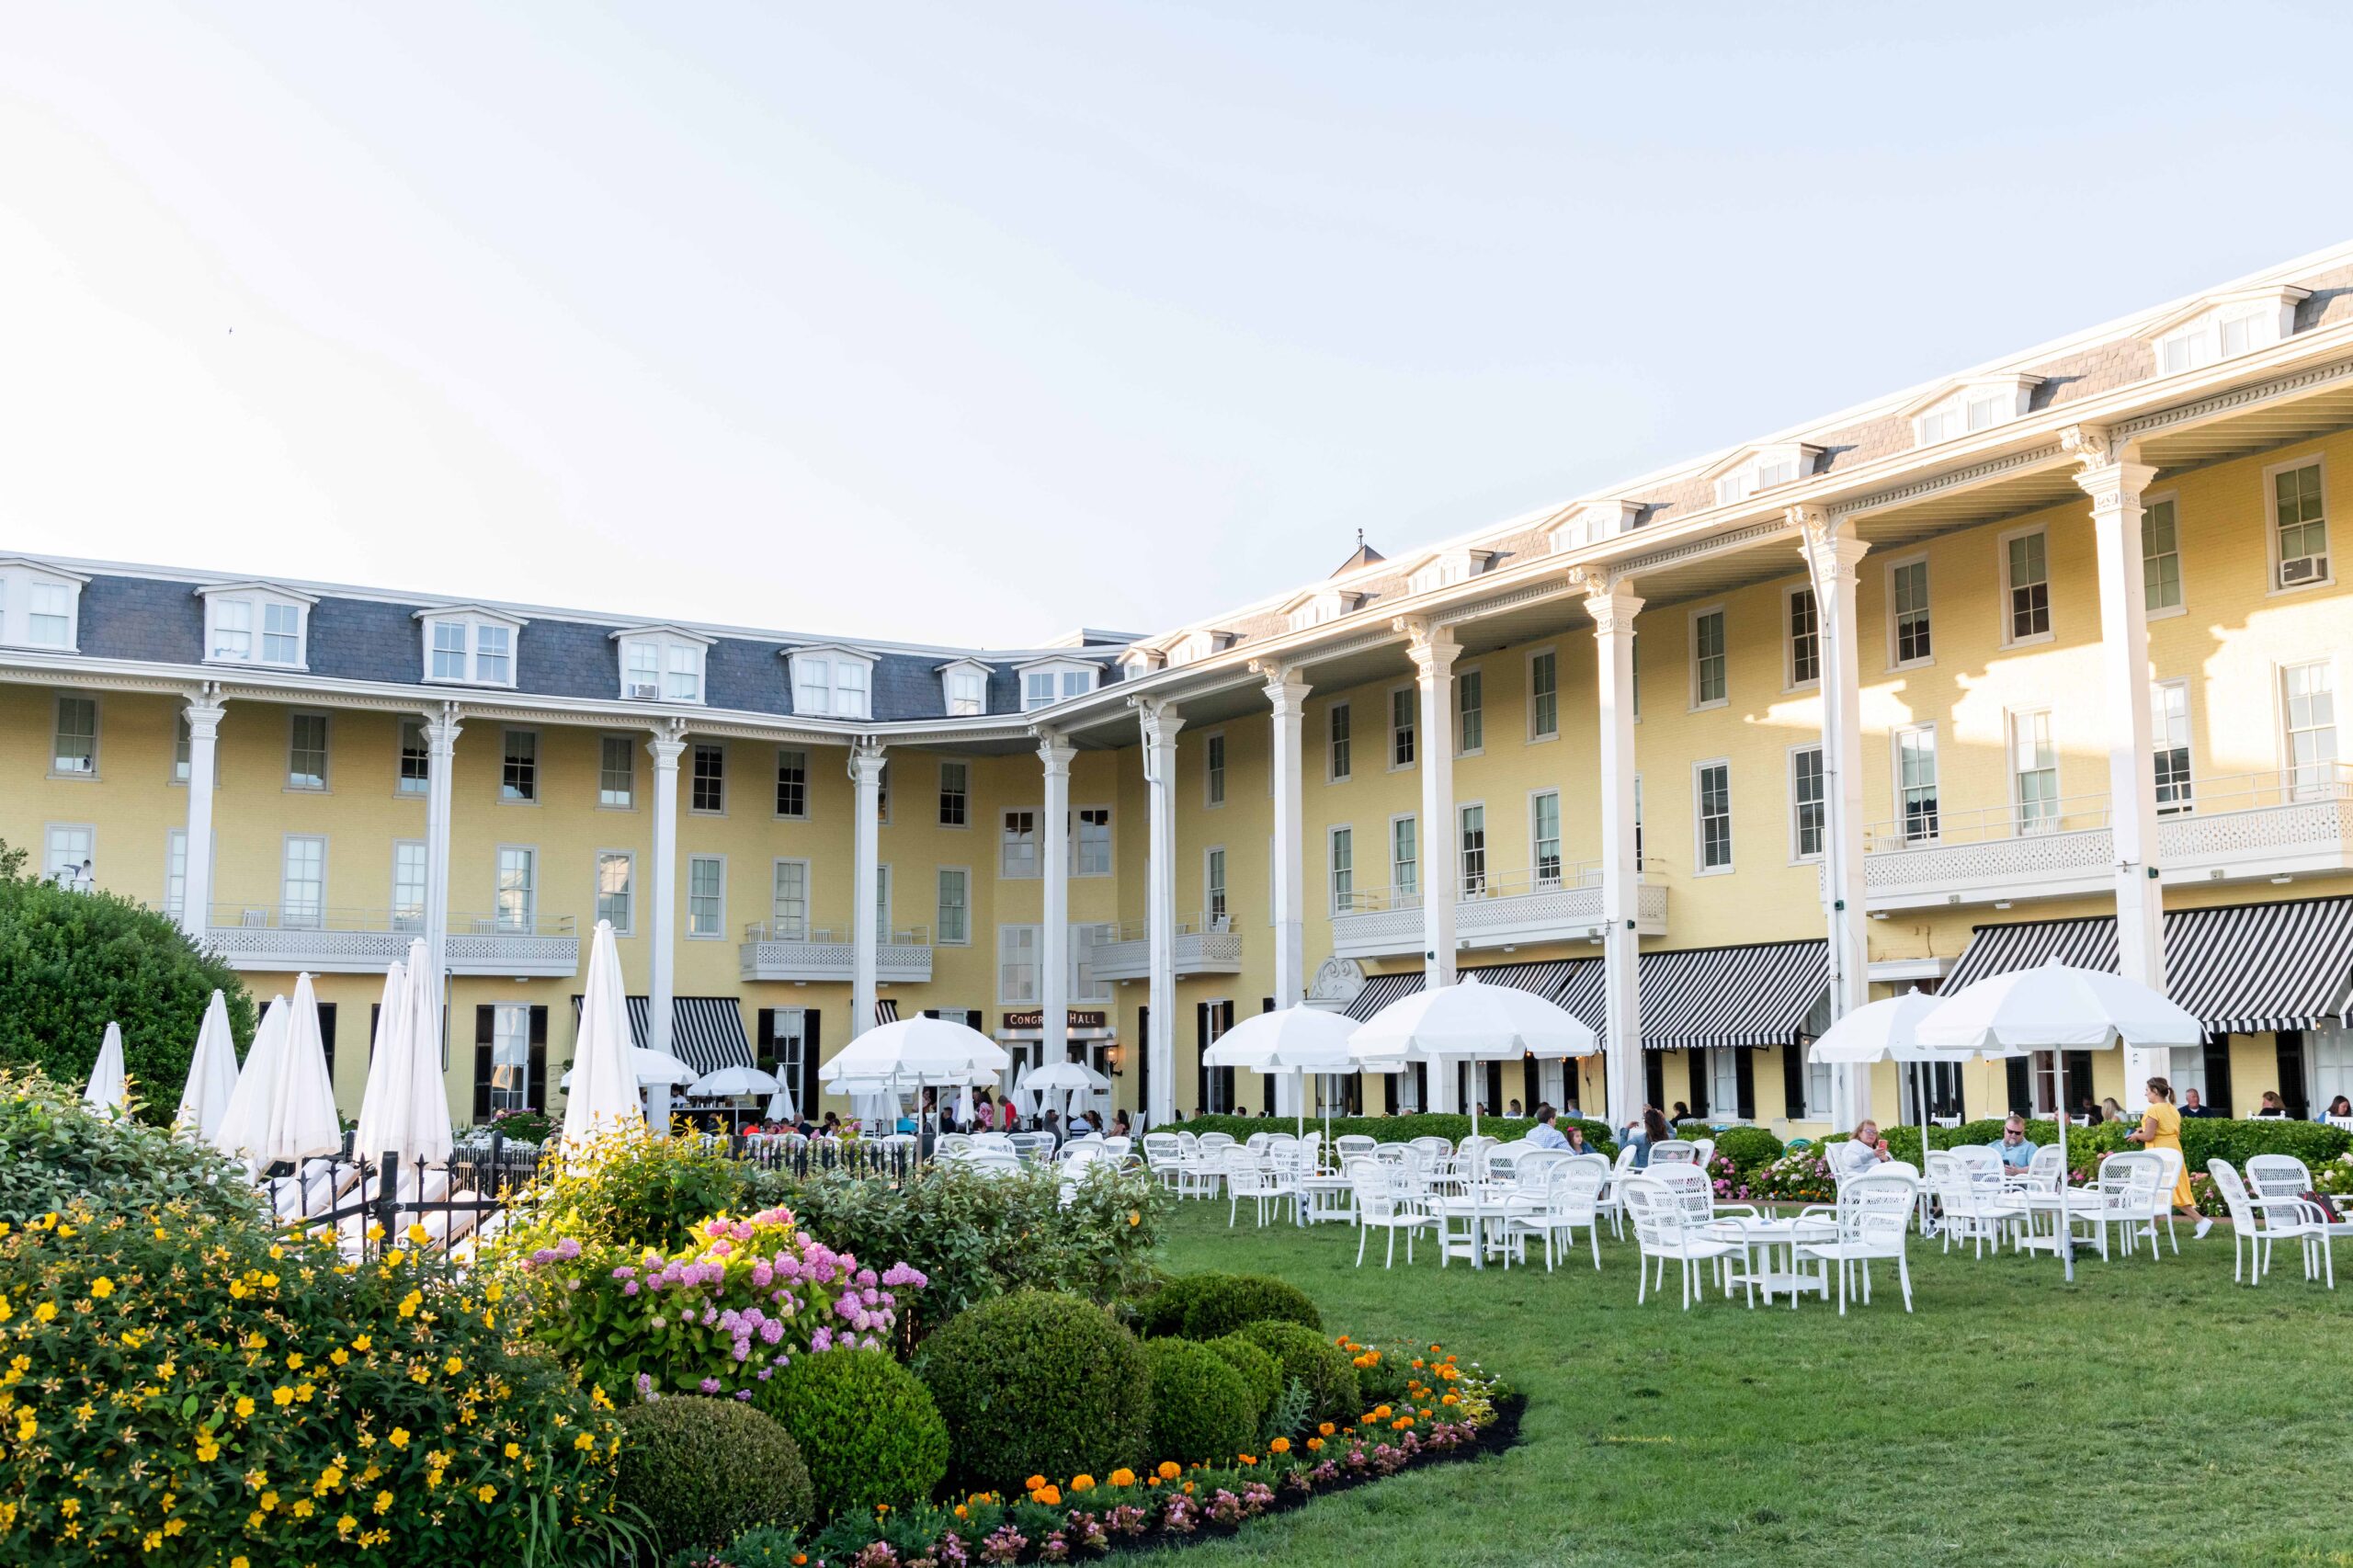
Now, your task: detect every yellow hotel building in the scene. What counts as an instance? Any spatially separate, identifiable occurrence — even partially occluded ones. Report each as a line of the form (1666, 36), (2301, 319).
(8, 242), (2353, 1136)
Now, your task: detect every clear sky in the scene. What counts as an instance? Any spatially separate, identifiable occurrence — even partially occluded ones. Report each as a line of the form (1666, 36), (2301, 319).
(5, 2), (2350, 647)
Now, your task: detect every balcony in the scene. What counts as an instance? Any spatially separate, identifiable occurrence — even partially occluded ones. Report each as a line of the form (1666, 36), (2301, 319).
(1862, 767), (2353, 911)
(1088, 914), (1245, 983)
(738, 923), (934, 984)
(202, 905), (581, 977)
(1329, 862), (1670, 961)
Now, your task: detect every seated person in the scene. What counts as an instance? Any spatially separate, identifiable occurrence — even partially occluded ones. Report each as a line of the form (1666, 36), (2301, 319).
(2179, 1088), (2216, 1119)
(1506, 1098), (1525, 1118)
(1563, 1124), (1591, 1154)
(1994, 1114), (2036, 1169)
(2256, 1090), (2289, 1119)
(1835, 1120), (1893, 1178)
(1524, 1104), (1570, 1151)
(2320, 1095), (2352, 1122)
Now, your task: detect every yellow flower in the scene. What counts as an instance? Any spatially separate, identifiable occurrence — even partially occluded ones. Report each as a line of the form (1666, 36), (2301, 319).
(33, 1302), (57, 1324)
(483, 1282), (504, 1304)
(406, 1223), (430, 1246)
(504, 1442), (521, 1460)
(373, 1491), (393, 1515)
(388, 1428), (411, 1449)
(286, 1352), (304, 1370)
(89, 1277), (114, 1299)
(272, 1387), (296, 1408)
(352, 1335), (372, 1352)
(572, 1432), (596, 1451)
(1156, 1461), (1182, 1481)
(292, 1499), (315, 1519)
(1108, 1468), (1135, 1487)
(476, 1484), (496, 1504)
(337, 1516), (358, 1536)
(1071, 1474), (1095, 1492)
(233, 1396), (256, 1420)
(443, 1356), (463, 1376)
(330, 1348), (349, 1367)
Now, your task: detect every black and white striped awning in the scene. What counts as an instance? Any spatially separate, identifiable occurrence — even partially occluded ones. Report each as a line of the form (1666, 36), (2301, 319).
(1344, 969), (1426, 1021)
(1340, 960), (1577, 1024)
(875, 998), (900, 1027)
(1637, 940), (1827, 1052)
(1552, 957), (1607, 1036)
(1943, 896), (2353, 1036)
(570, 995), (755, 1075)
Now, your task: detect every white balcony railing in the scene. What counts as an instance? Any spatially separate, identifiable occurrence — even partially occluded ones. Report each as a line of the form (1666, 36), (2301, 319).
(738, 923), (934, 983)
(1329, 861), (1668, 961)
(1089, 913), (1244, 982)
(202, 905), (581, 976)
(1862, 766), (2353, 910)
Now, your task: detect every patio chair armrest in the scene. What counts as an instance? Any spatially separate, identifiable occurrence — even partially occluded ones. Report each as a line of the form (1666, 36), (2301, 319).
(1711, 1204), (1763, 1221)
(1794, 1205), (1836, 1222)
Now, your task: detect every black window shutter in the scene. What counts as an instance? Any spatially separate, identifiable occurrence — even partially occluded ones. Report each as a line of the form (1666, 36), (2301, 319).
(1522, 1055), (1540, 1113)
(2202, 1033), (2234, 1117)
(756, 1009), (776, 1074)
(1196, 1002), (1211, 1115)
(472, 1006), (494, 1120)
(528, 1006), (549, 1113)
(1781, 1042), (1806, 1119)
(1688, 1051), (1710, 1120)
(2063, 1051), (2095, 1112)
(1484, 1062), (1504, 1116)
(1222, 1002), (1238, 1111)
(2276, 1029), (2308, 1118)
(1643, 1051), (1664, 1111)
(1734, 1047), (1756, 1120)
(1412, 1062), (1427, 1110)
(2006, 1056), (2032, 1115)
(1381, 1067), (1397, 1114)
(801, 1011), (823, 1113)
(316, 1003), (337, 1085)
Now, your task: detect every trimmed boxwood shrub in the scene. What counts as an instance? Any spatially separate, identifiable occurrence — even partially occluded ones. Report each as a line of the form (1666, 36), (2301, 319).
(1711, 1125), (1785, 1174)
(1142, 1338), (1257, 1467)
(619, 1396), (813, 1553)
(757, 1349), (949, 1520)
(915, 1290), (1151, 1489)
(1141, 1271), (1322, 1340)
(1237, 1320), (1359, 1426)
(1181, 1112), (1616, 1157)
(1201, 1332), (1281, 1428)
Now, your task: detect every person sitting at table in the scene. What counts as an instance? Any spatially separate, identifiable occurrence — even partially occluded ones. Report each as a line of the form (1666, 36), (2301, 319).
(1525, 1104), (1570, 1151)
(2326, 1095), (2353, 1120)
(1563, 1123), (1592, 1154)
(1111, 1110), (1133, 1138)
(2256, 1090), (2289, 1118)
(1506, 1098), (1524, 1119)
(1835, 1120), (1892, 1180)
(1669, 1101), (1691, 1123)
(2098, 1096), (2126, 1125)
(1994, 1114), (2036, 1170)
(818, 1111), (842, 1137)
(1621, 1106), (1669, 1168)
(2179, 1088), (2216, 1119)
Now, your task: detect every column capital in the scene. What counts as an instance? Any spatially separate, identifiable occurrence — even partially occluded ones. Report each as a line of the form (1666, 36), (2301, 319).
(423, 700), (463, 751)
(1790, 506), (1870, 579)
(1134, 696), (1185, 748)
(1253, 662), (1312, 717)
(647, 719), (688, 767)
(1581, 579), (1644, 637)
(848, 738), (888, 785)
(183, 690), (228, 734)
(1393, 617), (1461, 676)
(2063, 424), (2158, 507)
(1035, 729), (1076, 775)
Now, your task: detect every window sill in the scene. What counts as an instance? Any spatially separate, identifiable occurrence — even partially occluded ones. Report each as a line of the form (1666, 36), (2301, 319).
(1692, 865), (1736, 878)
(1454, 746), (1485, 760)
(1525, 731), (1561, 746)
(2000, 631), (2055, 650)
(203, 656), (309, 673)
(48, 770), (99, 782)
(1888, 656), (1936, 674)
(596, 801), (639, 812)
(2267, 577), (2336, 598)
(2145, 603), (2188, 622)
(497, 796), (541, 808)
(1689, 699), (1728, 714)
(283, 785), (331, 796)
(422, 675), (517, 691)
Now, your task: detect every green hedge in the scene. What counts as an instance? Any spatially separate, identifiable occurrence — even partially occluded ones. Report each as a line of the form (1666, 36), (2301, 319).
(1142, 1338), (1257, 1468)
(1841, 1116), (2348, 1173)
(1200, 1333), (1282, 1430)
(914, 1290), (1151, 1490)
(1137, 1272), (1322, 1340)
(1709, 1125), (1786, 1175)
(756, 1349), (949, 1521)
(619, 1396), (813, 1554)
(1235, 1320), (1359, 1427)
(1179, 1112), (1617, 1157)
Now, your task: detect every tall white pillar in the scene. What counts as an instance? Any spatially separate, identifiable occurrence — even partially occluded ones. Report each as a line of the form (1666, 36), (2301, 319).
(423, 703), (462, 996)
(1262, 666), (1310, 1009)
(179, 688), (226, 942)
(849, 741), (887, 1040)
(1584, 579), (1645, 1129)
(1038, 731), (1075, 1067)
(1795, 508), (1872, 1128)
(1137, 699), (1183, 1125)
(1401, 619), (1461, 1111)
(647, 724), (685, 1072)
(2069, 425), (2168, 1109)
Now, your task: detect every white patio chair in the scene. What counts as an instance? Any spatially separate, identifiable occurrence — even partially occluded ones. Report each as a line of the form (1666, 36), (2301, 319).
(1623, 1176), (1747, 1309)
(1507, 1157), (1609, 1271)
(2080, 1152), (2165, 1260)
(1224, 1148), (1296, 1227)
(1141, 1131), (1183, 1189)
(1925, 1150), (2025, 1257)
(1346, 1158), (1431, 1267)
(1796, 1172), (1919, 1314)
(935, 1132), (972, 1158)
(2246, 1154), (2347, 1288)
(1594, 1144), (1640, 1239)
(1690, 1138), (1717, 1172)
(1649, 1139), (1699, 1166)
(1196, 1131), (1235, 1155)
(1244, 1131), (1272, 1152)
(1457, 1134), (1501, 1178)
(1334, 1133), (1378, 1164)
(2143, 1146), (2185, 1254)
(1408, 1135), (1455, 1176)
(2206, 1159), (2327, 1286)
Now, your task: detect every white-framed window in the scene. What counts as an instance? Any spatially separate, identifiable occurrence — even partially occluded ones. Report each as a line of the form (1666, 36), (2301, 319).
(1690, 608), (1728, 709)
(1327, 702), (1352, 782)
(1018, 660), (1097, 711)
(165, 828), (188, 918)
(418, 608), (523, 687)
(690, 742), (725, 813)
(399, 720), (431, 798)
(1531, 790), (1562, 886)
(1285, 589), (1360, 631)
(496, 846), (538, 933)
(1204, 846), (1228, 925)
(2152, 680), (2193, 815)
(938, 761), (969, 827)
(2011, 710), (2060, 835)
(1693, 761), (1733, 873)
(2154, 293), (2299, 376)
(1790, 744), (1824, 861)
(501, 730), (538, 803)
(999, 810), (1039, 878)
(174, 715), (191, 785)
(774, 748), (808, 819)
(201, 584), (313, 669)
(1074, 807), (1111, 877)
(43, 824), (94, 887)
(1529, 648), (1559, 740)
(874, 863), (893, 942)
(2001, 527), (2052, 644)
(998, 924), (1040, 1006)
(51, 694), (97, 778)
(768, 1006), (808, 1089)
(1389, 686), (1416, 769)
(770, 858), (809, 939)
(1070, 921), (1117, 1004)
(618, 629), (710, 705)
(1911, 378), (2034, 447)
(490, 1004), (531, 1113)
(2268, 456), (2331, 591)
(597, 735), (635, 809)
(687, 855), (724, 938)
(0, 562), (85, 651)
(2142, 494), (2184, 616)
(937, 867), (970, 945)
(1712, 446), (1811, 506)
(1204, 732), (1226, 807)
(1786, 586), (1819, 689)
(1888, 555), (1932, 668)
(940, 661), (990, 718)
(1328, 825), (1354, 915)
(1456, 667), (1484, 755)
(2284, 660), (2338, 799)
(1391, 814), (1418, 900)
(1405, 547), (1492, 595)
(281, 835), (327, 929)
(1459, 802), (1487, 896)
(1896, 724), (1939, 846)
(596, 850), (634, 935)
(287, 712), (329, 791)
(790, 645), (874, 719)
(392, 840), (426, 932)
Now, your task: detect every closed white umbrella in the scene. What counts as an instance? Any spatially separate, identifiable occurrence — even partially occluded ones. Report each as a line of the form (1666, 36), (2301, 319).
(1350, 975), (1599, 1134)
(766, 1081), (800, 1123)
(175, 990), (241, 1140)
(1914, 957), (2202, 1280)
(1017, 1059), (1111, 1121)
(83, 1021), (127, 1112)
(213, 994), (289, 1162)
(563, 919), (645, 1144)
(354, 943), (455, 1173)
(266, 973), (344, 1165)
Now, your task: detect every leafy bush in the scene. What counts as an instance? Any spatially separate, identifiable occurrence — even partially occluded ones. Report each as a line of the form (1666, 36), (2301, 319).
(756, 1349), (948, 1519)
(671, 1523), (804, 1566)
(1710, 1125), (1785, 1175)
(1138, 1271), (1322, 1340)
(505, 1122), (755, 1255)
(618, 1397), (813, 1554)
(1201, 1332), (1281, 1429)
(1235, 1320), (1359, 1427)
(0, 847), (257, 1124)
(1180, 1112), (1616, 1157)
(914, 1290), (1151, 1489)
(0, 1066), (261, 1229)
(0, 1200), (625, 1565)
(1142, 1338), (1256, 1467)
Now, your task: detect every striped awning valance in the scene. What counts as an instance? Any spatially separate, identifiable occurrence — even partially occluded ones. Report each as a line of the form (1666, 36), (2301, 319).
(1942, 896), (2353, 1036)
(1638, 939), (1828, 1052)
(1343, 969), (1425, 1022)
(876, 998), (901, 1026)
(1552, 957), (1607, 1036)
(570, 995), (754, 1074)
(1462, 959), (1576, 999)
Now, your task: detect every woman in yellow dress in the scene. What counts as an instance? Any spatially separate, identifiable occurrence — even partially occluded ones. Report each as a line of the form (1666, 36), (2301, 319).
(2127, 1077), (2213, 1240)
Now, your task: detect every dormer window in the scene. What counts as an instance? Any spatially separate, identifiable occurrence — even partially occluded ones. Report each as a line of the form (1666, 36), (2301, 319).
(1710, 444), (1819, 507)
(1405, 548), (1494, 596)
(938, 658), (992, 717)
(788, 644), (875, 719)
(1283, 589), (1364, 632)
(1119, 647), (1164, 682)
(416, 606), (526, 688)
(1017, 658), (1097, 711)
(1546, 501), (1643, 554)
(613, 626), (712, 705)
(199, 582), (315, 670)
(1164, 629), (1235, 668)
(0, 559), (86, 652)
(2149, 285), (2308, 377)
(1908, 375), (2041, 449)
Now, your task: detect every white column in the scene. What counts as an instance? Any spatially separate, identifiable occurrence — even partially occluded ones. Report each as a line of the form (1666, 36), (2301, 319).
(1038, 731), (1075, 1066)
(647, 724), (685, 1071)
(849, 741), (887, 1040)
(1795, 509), (1872, 1128)
(1584, 579), (1645, 1129)
(423, 704), (462, 997)
(179, 689), (225, 941)
(1401, 619), (1461, 1111)
(1138, 699), (1183, 1126)
(1262, 665), (1311, 1117)
(2070, 425), (2168, 1109)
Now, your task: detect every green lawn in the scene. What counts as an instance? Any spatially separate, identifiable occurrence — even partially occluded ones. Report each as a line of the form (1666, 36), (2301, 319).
(1151, 1203), (2353, 1568)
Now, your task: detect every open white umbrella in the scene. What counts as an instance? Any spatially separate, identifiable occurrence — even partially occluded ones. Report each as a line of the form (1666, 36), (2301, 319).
(1017, 1059), (1111, 1122)
(219, 975), (340, 1170)
(688, 1064), (781, 1099)
(563, 920), (647, 1144)
(822, 1015), (1012, 1093)
(1204, 1006), (1360, 1142)
(353, 943), (455, 1173)
(175, 990), (241, 1140)
(1350, 976), (1598, 1134)
(1811, 987), (1973, 1231)
(1914, 958), (2202, 1280)
(560, 1047), (697, 1090)
(83, 1021), (127, 1112)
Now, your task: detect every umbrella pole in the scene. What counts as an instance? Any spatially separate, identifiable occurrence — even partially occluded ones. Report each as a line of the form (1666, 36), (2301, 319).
(1916, 1062), (1935, 1237)
(2057, 1108), (2075, 1283)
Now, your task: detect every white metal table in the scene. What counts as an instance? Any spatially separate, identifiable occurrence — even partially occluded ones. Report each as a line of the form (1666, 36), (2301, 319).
(1428, 1187), (1538, 1269)
(1704, 1215), (1836, 1307)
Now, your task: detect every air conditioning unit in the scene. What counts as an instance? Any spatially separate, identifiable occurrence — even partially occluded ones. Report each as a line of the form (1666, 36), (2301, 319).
(628, 681), (660, 699)
(2282, 555), (2327, 585)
